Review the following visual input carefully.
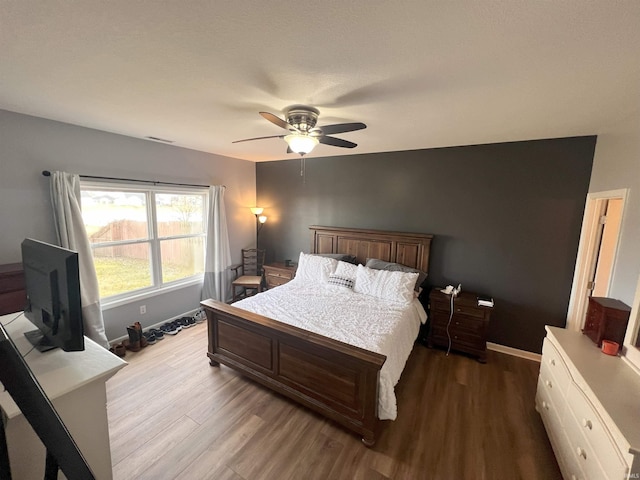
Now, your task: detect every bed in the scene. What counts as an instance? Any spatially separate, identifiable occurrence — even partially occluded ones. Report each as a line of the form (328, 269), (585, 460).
(200, 225), (433, 445)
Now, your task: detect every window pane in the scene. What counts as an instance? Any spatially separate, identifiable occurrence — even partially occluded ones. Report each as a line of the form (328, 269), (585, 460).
(156, 194), (205, 237)
(81, 190), (149, 243)
(92, 244), (152, 298)
(160, 237), (205, 283)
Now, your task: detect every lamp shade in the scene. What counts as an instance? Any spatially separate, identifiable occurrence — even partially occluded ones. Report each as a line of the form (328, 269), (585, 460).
(285, 134), (319, 154)
(250, 207), (264, 215)
(258, 215), (267, 224)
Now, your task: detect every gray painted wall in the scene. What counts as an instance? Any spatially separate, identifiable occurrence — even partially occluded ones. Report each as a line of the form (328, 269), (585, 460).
(256, 137), (596, 353)
(0, 109), (257, 341)
(588, 110), (640, 306)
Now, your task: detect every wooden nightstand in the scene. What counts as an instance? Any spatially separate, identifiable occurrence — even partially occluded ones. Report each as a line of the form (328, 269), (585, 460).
(263, 263), (297, 289)
(428, 289), (493, 363)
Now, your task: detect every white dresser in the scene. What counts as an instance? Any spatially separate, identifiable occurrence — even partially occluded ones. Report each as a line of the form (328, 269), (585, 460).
(0, 314), (127, 479)
(537, 326), (640, 480)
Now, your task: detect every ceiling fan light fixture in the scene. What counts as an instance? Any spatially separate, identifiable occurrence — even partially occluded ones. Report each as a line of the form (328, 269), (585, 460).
(285, 134), (318, 155)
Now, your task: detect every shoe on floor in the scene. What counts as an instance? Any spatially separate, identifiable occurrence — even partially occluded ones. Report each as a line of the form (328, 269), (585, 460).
(149, 328), (164, 340)
(109, 343), (126, 357)
(178, 316), (195, 328)
(142, 331), (157, 345)
(160, 322), (180, 335)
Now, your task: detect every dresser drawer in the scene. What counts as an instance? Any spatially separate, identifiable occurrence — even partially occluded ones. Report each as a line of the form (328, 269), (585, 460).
(566, 382), (628, 480)
(564, 409), (609, 480)
(538, 365), (567, 422)
(536, 375), (564, 437)
(541, 338), (572, 393)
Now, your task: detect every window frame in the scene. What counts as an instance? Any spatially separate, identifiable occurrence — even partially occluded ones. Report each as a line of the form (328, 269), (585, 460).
(80, 180), (209, 308)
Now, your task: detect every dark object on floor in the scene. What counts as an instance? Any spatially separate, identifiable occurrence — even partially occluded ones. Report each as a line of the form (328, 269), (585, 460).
(142, 331), (157, 345)
(124, 326), (141, 351)
(148, 328), (164, 340)
(109, 344), (126, 357)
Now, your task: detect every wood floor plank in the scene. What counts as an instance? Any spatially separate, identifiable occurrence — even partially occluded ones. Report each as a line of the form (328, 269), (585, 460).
(107, 322), (562, 480)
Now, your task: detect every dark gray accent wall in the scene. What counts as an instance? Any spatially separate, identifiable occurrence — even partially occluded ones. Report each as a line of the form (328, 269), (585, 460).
(256, 136), (596, 353)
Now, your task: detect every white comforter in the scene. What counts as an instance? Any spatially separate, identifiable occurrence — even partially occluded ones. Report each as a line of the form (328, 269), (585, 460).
(232, 279), (427, 420)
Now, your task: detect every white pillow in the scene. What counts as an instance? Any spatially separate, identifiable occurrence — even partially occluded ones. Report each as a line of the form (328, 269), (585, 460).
(294, 252), (337, 284)
(334, 260), (359, 280)
(354, 264), (418, 306)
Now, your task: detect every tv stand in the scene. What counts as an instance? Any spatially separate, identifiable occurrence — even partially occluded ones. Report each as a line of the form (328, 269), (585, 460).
(23, 328), (57, 352)
(0, 313), (126, 479)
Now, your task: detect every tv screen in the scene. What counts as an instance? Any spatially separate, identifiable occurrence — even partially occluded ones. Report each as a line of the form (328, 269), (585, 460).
(21, 239), (84, 352)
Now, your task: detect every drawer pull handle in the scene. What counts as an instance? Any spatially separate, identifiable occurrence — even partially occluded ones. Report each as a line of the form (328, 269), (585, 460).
(576, 447), (587, 460)
(545, 380), (552, 389)
(549, 359), (556, 366)
(581, 418), (593, 430)
(541, 401), (549, 410)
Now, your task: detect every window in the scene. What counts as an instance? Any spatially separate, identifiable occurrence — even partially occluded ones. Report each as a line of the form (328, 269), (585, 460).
(80, 182), (208, 302)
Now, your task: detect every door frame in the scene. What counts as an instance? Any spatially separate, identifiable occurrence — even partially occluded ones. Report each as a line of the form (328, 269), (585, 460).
(565, 188), (628, 332)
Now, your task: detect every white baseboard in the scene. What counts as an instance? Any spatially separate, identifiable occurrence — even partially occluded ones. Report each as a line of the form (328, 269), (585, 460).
(487, 342), (541, 362)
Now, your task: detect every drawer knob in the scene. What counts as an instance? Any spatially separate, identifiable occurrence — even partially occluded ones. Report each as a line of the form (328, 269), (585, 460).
(576, 447), (587, 460)
(545, 380), (552, 389)
(549, 359), (556, 366)
(581, 418), (593, 430)
(542, 401), (549, 410)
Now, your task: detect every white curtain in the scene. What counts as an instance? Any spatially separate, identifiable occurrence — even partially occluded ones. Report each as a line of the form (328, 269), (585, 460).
(49, 171), (109, 348)
(202, 185), (232, 302)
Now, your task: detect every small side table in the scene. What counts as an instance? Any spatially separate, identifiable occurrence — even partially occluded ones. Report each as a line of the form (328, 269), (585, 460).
(263, 263), (297, 289)
(428, 289), (493, 363)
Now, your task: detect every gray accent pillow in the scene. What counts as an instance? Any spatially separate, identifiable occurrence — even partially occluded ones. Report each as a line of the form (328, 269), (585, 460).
(312, 253), (357, 264)
(365, 258), (427, 291)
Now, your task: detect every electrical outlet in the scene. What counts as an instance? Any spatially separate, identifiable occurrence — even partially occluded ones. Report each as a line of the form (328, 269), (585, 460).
(140, 305), (146, 315)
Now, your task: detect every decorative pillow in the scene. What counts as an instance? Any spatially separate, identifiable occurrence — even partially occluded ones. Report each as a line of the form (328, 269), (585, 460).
(354, 265), (418, 306)
(327, 273), (355, 290)
(365, 258), (427, 291)
(334, 260), (359, 280)
(312, 253), (357, 264)
(294, 252), (337, 284)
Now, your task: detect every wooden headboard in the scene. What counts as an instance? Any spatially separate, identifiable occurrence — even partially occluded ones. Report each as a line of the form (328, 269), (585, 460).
(310, 225), (433, 273)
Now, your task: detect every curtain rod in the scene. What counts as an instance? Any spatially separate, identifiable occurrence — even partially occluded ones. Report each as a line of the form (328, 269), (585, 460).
(41, 170), (211, 189)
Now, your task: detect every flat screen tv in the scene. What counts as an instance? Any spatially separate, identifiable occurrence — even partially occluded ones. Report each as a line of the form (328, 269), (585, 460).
(21, 238), (84, 352)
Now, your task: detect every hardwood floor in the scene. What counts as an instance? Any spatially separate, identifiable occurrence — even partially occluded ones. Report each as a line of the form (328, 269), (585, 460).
(106, 321), (561, 480)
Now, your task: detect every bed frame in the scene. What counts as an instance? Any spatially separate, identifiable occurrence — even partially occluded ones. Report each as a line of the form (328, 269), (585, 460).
(201, 226), (433, 445)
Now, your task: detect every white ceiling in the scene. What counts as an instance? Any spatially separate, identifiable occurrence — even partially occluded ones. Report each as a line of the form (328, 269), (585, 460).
(2, 1), (639, 162)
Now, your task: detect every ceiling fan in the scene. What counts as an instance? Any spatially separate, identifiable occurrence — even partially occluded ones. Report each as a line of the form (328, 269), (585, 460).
(233, 105), (367, 156)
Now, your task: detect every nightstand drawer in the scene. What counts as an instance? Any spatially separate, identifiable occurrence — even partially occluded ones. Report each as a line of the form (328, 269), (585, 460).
(266, 274), (290, 288)
(263, 263), (297, 289)
(431, 300), (485, 319)
(430, 325), (482, 349)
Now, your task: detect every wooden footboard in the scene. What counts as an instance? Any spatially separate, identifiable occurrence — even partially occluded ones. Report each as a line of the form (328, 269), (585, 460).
(200, 299), (386, 445)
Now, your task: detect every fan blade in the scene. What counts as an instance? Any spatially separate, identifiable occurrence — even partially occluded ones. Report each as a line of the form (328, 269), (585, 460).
(259, 112), (298, 132)
(317, 122), (366, 135)
(319, 136), (357, 148)
(232, 135), (284, 144)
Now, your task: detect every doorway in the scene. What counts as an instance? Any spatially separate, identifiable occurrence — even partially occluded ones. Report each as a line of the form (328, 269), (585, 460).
(566, 189), (627, 332)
